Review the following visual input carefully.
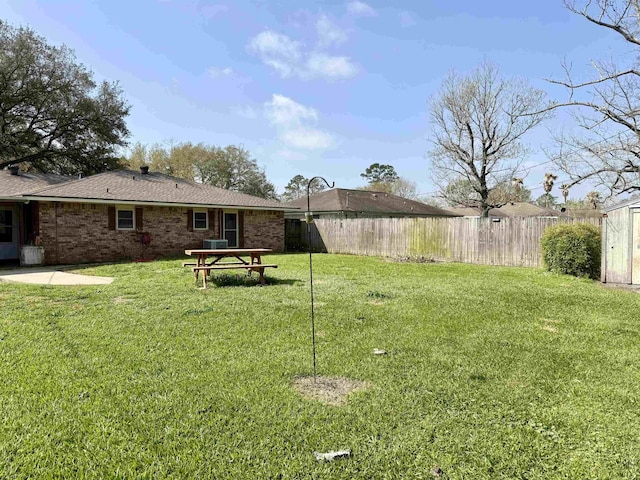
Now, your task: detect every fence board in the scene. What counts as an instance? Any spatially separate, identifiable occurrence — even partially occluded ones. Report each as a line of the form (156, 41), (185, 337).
(301, 216), (601, 268)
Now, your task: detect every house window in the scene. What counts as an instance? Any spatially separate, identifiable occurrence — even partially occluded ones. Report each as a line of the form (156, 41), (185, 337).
(117, 208), (135, 230)
(193, 210), (208, 230)
(223, 212), (238, 248)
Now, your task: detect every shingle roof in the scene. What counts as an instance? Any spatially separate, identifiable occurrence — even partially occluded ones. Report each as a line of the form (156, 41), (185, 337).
(284, 188), (459, 217)
(446, 206), (507, 217)
(0, 170), (70, 197)
(498, 202), (559, 217)
(561, 208), (603, 219)
(4, 169), (292, 210)
(447, 202), (560, 217)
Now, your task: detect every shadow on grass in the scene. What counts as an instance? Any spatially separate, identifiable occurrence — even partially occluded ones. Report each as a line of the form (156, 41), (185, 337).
(207, 273), (302, 288)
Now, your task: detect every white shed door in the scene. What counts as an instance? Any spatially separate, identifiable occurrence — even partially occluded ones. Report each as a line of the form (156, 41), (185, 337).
(633, 211), (640, 285)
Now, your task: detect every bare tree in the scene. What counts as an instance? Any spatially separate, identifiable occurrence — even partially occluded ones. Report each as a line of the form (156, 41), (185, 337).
(547, 1), (640, 196)
(390, 177), (419, 199)
(428, 62), (550, 216)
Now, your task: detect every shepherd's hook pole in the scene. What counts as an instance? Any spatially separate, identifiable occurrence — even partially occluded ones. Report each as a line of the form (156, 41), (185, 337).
(306, 176), (334, 381)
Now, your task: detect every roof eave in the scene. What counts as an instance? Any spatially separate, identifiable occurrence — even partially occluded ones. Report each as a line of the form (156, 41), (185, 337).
(18, 195), (299, 211)
(0, 198), (27, 203)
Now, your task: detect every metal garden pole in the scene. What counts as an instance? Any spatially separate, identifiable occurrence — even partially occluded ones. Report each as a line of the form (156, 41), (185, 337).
(306, 176), (334, 381)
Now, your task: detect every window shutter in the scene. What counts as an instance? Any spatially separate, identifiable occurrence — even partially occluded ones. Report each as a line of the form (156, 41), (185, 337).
(32, 202), (40, 237)
(238, 211), (245, 248)
(108, 206), (116, 230)
(208, 209), (216, 231)
(187, 209), (193, 231)
(218, 209), (223, 238)
(135, 207), (144, 231)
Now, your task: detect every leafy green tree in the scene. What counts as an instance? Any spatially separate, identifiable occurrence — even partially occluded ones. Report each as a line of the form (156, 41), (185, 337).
(535, 194), (558, 208)
(194, 145), (276, 199)
(155, 142), (202, 179)
(281, 174), (327, 202)
(125, 142), (148, 170)
(441, 179), (480, 206)
(0, 20), (130, 174)
(360, 163), (399, 185)
(489, 182), (532, 204)
(564, 198), (586, 209)
(124, 143), (277, 199)
(442, 178), (531, 206)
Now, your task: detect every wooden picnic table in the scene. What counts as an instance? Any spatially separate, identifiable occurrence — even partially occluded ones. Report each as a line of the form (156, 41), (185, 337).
(184, 248), (276, 288)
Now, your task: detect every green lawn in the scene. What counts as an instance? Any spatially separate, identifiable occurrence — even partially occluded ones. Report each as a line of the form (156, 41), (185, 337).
(1, 254), (639, 479)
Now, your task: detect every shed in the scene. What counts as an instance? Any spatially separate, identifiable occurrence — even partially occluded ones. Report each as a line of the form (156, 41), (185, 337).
(602, 198), (640, 284)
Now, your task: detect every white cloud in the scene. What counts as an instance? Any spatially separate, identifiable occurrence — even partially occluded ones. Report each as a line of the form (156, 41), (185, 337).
(316, 15), (348, 47)
(207, 66), (233, 78)
(306, 53), (358, 79)
(264, 94), (334, 150)
(247, 30), (304, 78)
(248, 30), (302, 61)
(347, 0), (376, 17)
(265, 94), (318, 126)
(282, 128), (334, 149)
(248, 29), (358, 80)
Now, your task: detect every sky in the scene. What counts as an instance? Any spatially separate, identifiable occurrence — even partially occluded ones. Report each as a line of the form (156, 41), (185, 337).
(0, 0), (625, 200)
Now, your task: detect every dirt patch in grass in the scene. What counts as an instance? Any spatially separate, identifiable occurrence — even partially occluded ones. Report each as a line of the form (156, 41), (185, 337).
(541, 325), (558, 333)
(292, 376), (369, 406)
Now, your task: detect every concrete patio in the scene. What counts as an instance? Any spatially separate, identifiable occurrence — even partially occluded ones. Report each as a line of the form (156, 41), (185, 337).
(0, 266), (114, 285)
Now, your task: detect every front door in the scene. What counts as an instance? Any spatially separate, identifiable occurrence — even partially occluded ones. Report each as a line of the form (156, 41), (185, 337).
(223, 212), (238, 248)
(632, 210), (640, 284)
(0, 206), (19, 260)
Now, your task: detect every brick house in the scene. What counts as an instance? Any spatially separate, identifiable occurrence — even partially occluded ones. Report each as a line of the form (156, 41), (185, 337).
(0, 167), (296, 265)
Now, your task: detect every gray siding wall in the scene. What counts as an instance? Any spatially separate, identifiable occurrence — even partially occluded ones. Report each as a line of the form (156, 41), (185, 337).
(603, 205), (632, 283)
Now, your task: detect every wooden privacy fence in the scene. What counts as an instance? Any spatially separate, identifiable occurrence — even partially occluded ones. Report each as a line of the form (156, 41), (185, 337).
(302, 216), (602, 268)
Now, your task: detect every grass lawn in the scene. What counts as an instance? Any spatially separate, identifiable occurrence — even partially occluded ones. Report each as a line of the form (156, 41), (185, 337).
(1, 254), (640, 478)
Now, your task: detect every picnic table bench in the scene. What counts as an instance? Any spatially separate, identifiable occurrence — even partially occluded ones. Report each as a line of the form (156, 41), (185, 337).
(184, 248), (277, 288)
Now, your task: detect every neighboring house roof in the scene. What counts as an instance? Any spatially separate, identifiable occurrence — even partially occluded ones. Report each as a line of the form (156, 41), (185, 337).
(447, 202), (560, 218)
(498, 202), (559, 217)
(284, 188), (459, 217)
(0, 170), (70, 197)
(560, 208), (603, 219)
(2, 169), (294, 211)
(446, 206), (509, 218)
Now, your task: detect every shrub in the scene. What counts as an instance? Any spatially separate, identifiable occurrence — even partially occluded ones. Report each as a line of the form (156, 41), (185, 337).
(541, 223), (601, 279)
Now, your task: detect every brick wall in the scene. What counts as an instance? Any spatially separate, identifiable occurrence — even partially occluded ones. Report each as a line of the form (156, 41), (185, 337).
(38, 202), (284, 265)
(243, 210), (285, 251)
